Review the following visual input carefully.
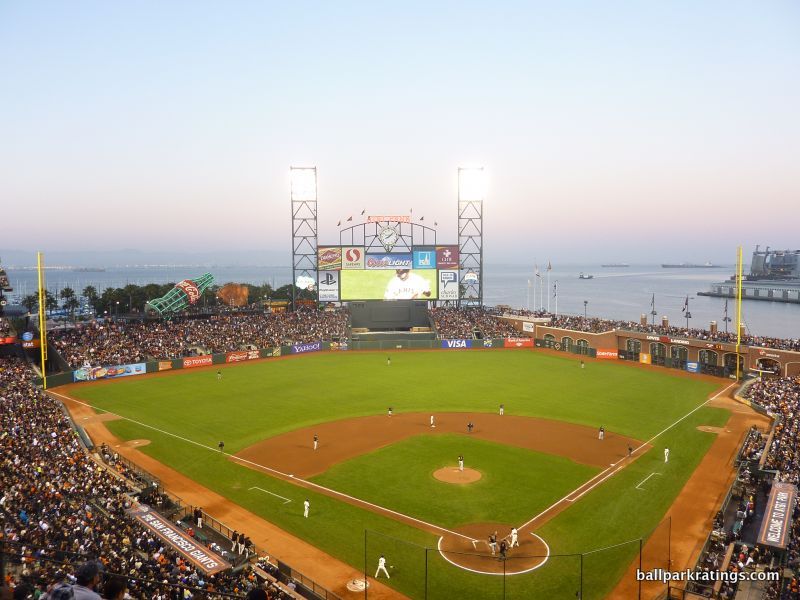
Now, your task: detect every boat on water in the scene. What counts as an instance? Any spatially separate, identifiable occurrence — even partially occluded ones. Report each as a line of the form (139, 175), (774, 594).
(70, 267), (106, 272)
(601, 263), (629, 267)
(661, 262), (719, 268)
(578, 273), (594, 279)
(698, 247), (800, 304)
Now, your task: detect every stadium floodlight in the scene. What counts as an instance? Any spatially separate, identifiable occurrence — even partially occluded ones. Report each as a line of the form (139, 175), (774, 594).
(290, 167), (317, 202)
(458, 167), (485, 202)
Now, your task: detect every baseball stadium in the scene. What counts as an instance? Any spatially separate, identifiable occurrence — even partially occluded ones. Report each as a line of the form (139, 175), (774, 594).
(1, 169), (798, 600)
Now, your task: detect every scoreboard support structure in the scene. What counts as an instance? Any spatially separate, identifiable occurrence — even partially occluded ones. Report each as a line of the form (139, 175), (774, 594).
(290, 167), (319, 308)
(458, 167), (484, 307)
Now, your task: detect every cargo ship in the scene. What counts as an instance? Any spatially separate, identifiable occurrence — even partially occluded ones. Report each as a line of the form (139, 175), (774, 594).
(698, 247), (800, 304)
(661, 262), (720, 268)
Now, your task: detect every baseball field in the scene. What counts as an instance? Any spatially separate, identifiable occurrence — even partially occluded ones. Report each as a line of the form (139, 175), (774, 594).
(59, 349), (735, 599)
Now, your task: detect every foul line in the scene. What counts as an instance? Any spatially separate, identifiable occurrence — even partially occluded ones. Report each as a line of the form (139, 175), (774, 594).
(635, 473), (661, 491)
(516, 381), (737, 531)
(249, 486), (292, 504)
(49, 390), (477, 544)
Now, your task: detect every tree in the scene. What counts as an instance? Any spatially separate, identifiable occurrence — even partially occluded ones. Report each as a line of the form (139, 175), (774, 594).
(82, 286), (99, 312)
(44, 291), (58, 314)
(22, 294), (38, 313)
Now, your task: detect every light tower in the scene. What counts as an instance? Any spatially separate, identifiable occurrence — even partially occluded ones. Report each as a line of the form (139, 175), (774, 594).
(290, 167), (319, 308)
(458, 167), (485, 307)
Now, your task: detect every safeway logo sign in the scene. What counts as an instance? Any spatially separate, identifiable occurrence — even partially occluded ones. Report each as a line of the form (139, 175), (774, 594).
(442, 339), (472, 349)
(342, 247), (365, 269)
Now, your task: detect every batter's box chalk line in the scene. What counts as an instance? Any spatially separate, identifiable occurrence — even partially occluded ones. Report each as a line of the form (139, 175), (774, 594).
(248, 486), (292, 504)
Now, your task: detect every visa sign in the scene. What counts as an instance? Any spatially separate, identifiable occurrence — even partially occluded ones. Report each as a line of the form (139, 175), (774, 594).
(442, 339), (472, 349)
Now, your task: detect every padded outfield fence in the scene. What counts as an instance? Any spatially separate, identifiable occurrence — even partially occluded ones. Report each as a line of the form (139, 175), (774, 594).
(363, 517), (672, 599)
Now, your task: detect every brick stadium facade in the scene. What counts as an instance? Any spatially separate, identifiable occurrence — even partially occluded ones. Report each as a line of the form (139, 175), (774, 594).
(501, 316), (800, 378)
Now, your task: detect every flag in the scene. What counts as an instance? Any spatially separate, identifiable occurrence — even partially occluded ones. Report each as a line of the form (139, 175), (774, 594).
(361, 208), (365, 215)
(336, 220), (341, 227)
(535, 264), (540, 278)
(419, 216), (424, 221)
(346, 216), (353, 222)
(553, 282), (558, 298)
(410, 207), (413, 214)
(547, 261), (552, 271)
(650, 294), (655, 310)
(434, 221), (438, 226)
(682, 295), (688, 313)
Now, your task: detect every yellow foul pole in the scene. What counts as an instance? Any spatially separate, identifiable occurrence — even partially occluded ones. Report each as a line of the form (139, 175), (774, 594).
(37, 252), (48, 389)
(735, 246), (743, 380)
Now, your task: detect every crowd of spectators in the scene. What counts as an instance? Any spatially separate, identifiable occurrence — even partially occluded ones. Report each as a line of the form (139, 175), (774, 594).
(0, 357), (295, 599)
(50, 309), (348, 369)
(502, 310), (800, 352)
(429, 307), (518, 339)
(739, 425), (767, 464)
(0, 316), (10, 336)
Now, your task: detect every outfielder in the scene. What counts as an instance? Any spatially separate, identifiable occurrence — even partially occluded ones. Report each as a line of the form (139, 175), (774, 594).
(510, 528), (519, 548)
(598, 426), (605, 440)
(458, 454), (464, 471)
(499, 403), (504, 416)
(303, 499), (310, 518)
(664, 448), (670, 463)
(387, 356), (391, 366)
(375, 555), (390, 579)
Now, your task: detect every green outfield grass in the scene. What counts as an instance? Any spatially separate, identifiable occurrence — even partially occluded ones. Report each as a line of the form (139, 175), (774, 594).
(67, 350), (729, 599)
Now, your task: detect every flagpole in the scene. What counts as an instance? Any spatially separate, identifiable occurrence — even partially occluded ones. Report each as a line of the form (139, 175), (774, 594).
(37, 252), (48, 390)
(527, 279), (531, 311)
(546, 263), (551, 313)
(555, 282), (558, 316)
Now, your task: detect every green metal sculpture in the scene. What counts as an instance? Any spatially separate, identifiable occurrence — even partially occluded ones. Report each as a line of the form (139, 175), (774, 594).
(145, 273), (214, 318)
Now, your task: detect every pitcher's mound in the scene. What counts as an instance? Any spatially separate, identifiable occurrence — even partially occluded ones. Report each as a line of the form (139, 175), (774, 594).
(434, 467), (482, 484)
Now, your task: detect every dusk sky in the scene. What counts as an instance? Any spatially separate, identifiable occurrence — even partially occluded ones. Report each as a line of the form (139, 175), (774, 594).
(1, 1), (798, 265)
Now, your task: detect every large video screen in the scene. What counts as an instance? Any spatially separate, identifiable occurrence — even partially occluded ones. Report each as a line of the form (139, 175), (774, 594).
(340, 269), (439, 301)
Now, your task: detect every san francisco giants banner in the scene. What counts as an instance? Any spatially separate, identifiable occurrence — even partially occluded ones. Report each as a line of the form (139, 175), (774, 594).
(757, 482), (797, 549)
(127, 506), (231, 574)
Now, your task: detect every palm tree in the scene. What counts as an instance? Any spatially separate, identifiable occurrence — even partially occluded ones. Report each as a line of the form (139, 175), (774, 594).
(22, 294), (38, 313)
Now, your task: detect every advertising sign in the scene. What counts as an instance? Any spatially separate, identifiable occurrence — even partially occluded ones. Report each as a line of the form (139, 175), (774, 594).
(340, 269), (438, 300)
(436, 246), (459, 269)
(330, 341), (349, 351)
(158, 361), (173, 371)
(483, 339), (495, 348)
(183, 355), (213, 369)
(522, 322), (535, 333)
(686, 362), (700, 373)
(413, 249), (436, 270)
(463, 271), (479, 283)
(318, 247), (342, 270)
(318, 271), (340, 302)
(442, 339), (472, 349)
(596, 349), (619, 359)
(365, 253), (413, 270)
(21, 339), (40, 349)
(73, 362), (146, 382)
(127, 506), (230, 574)
(504, 338), (533, 348)
(292, 341), (322, 354)
(639, 353), (652, 365)
(226, 350), (260, 363)
(757, 482), (797, 549)
(0, 336), (17, 345)
(342, 247), (365, 269)
(438, 270), (459, 300)
(368, 215), (410, 223)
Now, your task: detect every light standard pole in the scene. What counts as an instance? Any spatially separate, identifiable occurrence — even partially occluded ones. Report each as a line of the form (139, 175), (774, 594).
(583, 300), (588, 320)
(723, 299), (732, 334)
(115, 301), (120, 318)
(685, 298), (692, 330)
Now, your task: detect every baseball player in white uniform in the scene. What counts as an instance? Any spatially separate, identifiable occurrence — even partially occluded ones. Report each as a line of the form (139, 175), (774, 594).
(313, 434), (318, 451)
(375, 555), (390, 579)
(384, 269), (432, 300)
(664, 448), (670, 463)
(510, 528), (519, 548)
(598, 426), (605, 440)
(458, 454), (464, 471)
(303, 499), (310, 518)
(430, 415), (435, 428)
(499, 403), (504, 416)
